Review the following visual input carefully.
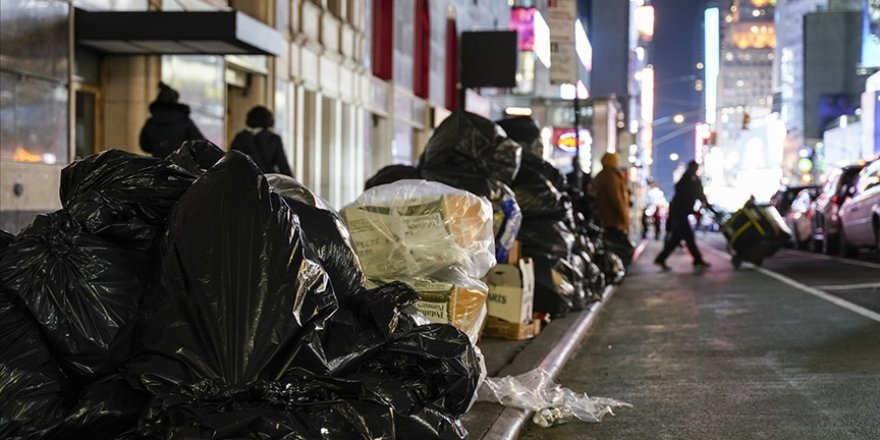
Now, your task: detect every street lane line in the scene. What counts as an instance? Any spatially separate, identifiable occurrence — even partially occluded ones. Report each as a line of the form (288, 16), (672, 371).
(814, 282), (880, 291)
(701, 245), (880, 323)
(786, 249), (880, 270)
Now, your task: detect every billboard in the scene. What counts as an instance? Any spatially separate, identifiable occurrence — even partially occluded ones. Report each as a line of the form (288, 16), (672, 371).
(863, 0), (880, 68)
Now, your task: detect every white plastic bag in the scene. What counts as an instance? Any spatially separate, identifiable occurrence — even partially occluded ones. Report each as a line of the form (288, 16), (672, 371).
(477, 369), (631, 427)
(342, 179), (496, 279)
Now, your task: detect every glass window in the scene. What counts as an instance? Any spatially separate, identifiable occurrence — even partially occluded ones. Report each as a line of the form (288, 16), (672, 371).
(162, 55), (226, 148)
(0, 73), (68, 164)
(856, 161), (880, 194)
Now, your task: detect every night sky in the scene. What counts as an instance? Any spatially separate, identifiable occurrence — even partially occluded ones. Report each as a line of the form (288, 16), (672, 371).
(650, 0), (706, 195)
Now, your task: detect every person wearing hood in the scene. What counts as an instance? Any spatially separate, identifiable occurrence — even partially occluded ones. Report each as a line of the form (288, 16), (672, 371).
(590, 153), (630, 233)
(139, 82), (204, 159)
(230, 106), (292, 176)
(654, 160), (712, 270)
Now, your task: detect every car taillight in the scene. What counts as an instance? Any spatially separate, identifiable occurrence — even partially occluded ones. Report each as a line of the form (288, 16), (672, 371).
(831, 194), (839, 205)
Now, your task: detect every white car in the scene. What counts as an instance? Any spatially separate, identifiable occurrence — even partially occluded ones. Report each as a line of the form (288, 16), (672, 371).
(838, 158), (880, 256)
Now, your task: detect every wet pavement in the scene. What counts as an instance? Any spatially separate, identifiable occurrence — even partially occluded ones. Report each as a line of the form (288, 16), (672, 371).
(518, 234), (880, 439)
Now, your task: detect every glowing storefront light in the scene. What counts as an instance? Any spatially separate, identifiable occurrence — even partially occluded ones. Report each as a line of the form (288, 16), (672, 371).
(533, 10), (551, 68)
(640, 66), (654, 168)
(575, 19), (592, 72)
(705, 7), (719, 125)
(635, 5), (654, 41)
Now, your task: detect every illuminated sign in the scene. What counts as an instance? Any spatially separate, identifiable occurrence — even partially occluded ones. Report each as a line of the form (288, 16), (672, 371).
(510, 7), (536, 51)
(553, 128), (591, 153)
(635, 6), (655, 41)
(575, 19), (592, 72)
(534, 10), (551, 68)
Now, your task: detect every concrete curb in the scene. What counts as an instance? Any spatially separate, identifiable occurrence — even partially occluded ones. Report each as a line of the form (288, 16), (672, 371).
(479, 240), (649, 440)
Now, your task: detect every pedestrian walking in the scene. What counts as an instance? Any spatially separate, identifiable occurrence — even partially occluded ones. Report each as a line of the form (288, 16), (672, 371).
(642, 178), (667, 240)
(230, 106), (292, 176)
(139, 82), (204, 158)
(590, 153), (630, 234)
(654, 160), (712, 270)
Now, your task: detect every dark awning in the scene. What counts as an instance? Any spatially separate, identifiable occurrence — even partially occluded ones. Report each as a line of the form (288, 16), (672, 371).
(75, 9), (282, 56)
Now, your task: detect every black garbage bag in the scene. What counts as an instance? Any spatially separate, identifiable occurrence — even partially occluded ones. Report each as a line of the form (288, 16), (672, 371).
(604, 228), (635, 267)
(0, 212), (152, 381)
(42, 375), (148, 440)
(530, 256), (575, 317)
(130, 151), (338, 389)
(518, 218), (575, 259)
(419, 110), (522, 187)
(365, 164), (421, 190)
(0, 228), (13, 251)
(266, 173), (334, 211)
(167, 139), (225, 176)
(496, 116), (542, 156)
(512, 153), (571, 219)
(138, 375), (399, 439)
(0, 292), (73, 439)
(59, 149), (195, 252)
(361, 324), (481, 417)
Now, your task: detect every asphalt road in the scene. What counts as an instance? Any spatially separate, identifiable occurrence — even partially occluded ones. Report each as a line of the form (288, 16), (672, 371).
(519, 234), (880, 440)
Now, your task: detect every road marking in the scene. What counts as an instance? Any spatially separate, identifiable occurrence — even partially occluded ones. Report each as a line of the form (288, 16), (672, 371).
(786, 249), (880, 270)
(701, 245), (880, 323)
(814, 282), (880, 291)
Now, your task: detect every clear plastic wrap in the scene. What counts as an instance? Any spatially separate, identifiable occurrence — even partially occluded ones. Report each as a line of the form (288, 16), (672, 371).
(342, 179), (496, 280)
(477, 369), (631, 427)
(370, 276), (489, 345)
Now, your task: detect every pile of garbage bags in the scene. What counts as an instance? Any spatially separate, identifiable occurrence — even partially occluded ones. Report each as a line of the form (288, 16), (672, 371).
(360, 110), (629, 320)
(0, 142), (482, 440)
(342, 180), (496, 343)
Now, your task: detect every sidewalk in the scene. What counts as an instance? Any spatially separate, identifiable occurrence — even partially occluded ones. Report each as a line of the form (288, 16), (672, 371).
(462, 241), (648, 439)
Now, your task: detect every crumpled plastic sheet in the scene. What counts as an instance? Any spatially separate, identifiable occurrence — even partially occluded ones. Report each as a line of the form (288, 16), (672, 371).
(342, 179), (496, 280)
(477, 369), (631, 427)
(59, 149), (195, 252)
(365, 164), (421, 190)
(0, 212), (152, 380)
(419, 110), (522, 187)
(167, 139), (225, 176)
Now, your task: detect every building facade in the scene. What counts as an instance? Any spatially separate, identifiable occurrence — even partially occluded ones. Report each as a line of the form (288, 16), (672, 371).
(0, 0), (510, 232)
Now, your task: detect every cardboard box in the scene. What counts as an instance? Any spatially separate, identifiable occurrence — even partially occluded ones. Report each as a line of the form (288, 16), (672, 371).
(486, 258), (534, 324)
(482, 315), (541, 340)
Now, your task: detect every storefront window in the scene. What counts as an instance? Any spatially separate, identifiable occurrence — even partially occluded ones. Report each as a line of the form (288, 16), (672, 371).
(162, 55), (226, 149)
(0, 73), (68, 164)
(392, 122), (413, 164)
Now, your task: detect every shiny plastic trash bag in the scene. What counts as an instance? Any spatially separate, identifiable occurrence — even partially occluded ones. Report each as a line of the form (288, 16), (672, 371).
(0, 292), (72, 439)
(59, 149), (195, 252)
(266, 173), (334, 212)
(419, 110), (522, 189)
(0, 228), (13, 250)
(41, 375), (148, 440)
(365, 164), (421, 190)
(131, 151), (338, 388)
(0, 212), (152, 380)
(167, 139), (225, 176)
(511, 153), (571, 219)
(342, 179), (496, 280)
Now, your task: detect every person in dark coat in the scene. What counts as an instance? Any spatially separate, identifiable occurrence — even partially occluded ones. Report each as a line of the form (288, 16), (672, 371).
(230, 106), (292, 176)
(139, 82), (204, 158)
(654, 160), (712, 270)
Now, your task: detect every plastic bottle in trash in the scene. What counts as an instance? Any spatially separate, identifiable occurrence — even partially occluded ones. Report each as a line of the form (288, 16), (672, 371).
(532, 406), (574, 427)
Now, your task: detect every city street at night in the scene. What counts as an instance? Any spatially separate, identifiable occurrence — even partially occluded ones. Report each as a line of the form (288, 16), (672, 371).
(2, 0), (879, 439)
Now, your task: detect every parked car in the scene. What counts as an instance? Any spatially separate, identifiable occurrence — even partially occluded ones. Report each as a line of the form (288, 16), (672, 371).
(770, 185), (820, 218)
(810, 164), (864, 254)
(838, 157), (880, 256)
(784, 187), (820, 249)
